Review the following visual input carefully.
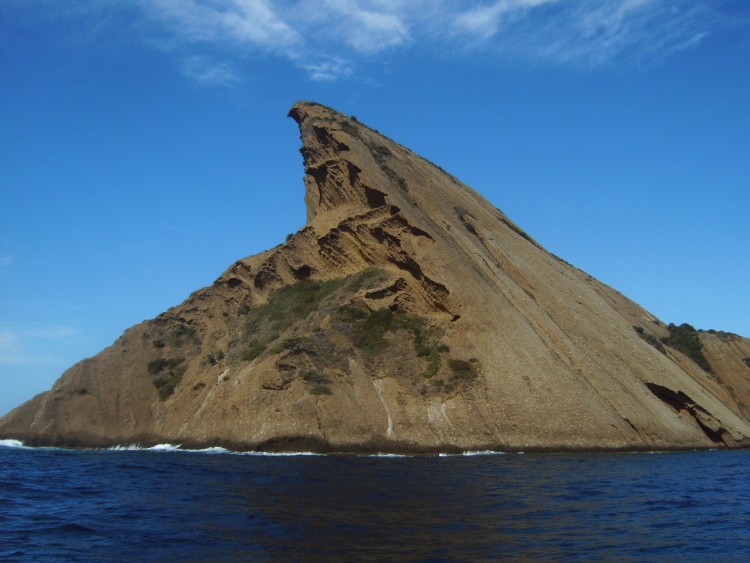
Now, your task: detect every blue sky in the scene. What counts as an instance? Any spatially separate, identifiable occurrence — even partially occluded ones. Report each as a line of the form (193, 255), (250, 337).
(1, 0), (749, 416)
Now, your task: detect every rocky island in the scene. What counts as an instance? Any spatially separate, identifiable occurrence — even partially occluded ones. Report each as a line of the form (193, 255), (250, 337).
(2, 101), (749, 453)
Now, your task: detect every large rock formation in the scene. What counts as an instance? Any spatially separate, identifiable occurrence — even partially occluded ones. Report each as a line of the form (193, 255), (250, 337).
(2, 101), (749, 453)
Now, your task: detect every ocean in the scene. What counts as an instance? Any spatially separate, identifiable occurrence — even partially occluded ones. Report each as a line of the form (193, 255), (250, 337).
(1, 440), (749, 561)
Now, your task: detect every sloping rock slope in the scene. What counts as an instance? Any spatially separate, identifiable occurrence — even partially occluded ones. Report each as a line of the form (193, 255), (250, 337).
(2, 101), (749, 453)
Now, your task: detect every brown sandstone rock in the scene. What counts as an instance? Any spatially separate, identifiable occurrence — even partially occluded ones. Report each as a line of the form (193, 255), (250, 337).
(2, 101), (749, 453)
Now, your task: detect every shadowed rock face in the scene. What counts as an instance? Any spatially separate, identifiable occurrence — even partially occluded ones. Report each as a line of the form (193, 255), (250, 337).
(2, 101), (750, 453)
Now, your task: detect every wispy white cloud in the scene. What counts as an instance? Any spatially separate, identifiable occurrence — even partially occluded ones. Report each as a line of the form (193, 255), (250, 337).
(314, 0), (411, 54)
(21, 0), (726, 83)
(0, 256), (12, 268)
(143, 0), (300, 50)
(447, 0), (715, 67)
(181, 55), (242, 86)
(300, 56), (353, 81)
(453, 0), (559, 42)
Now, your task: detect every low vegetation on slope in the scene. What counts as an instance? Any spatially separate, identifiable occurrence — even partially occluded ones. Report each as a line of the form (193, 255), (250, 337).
(662, 323), (712, 373)
(139, 268), (482, 401)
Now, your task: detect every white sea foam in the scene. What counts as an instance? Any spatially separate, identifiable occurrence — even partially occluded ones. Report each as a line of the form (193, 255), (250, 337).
(146, 443), (183, 452)
(0, 439), (28, 449)
(240, 451), (321, 457)
(108, 444), (143, 451)
(105, 443), (321, 456)
(109, 443), (236, 455)
(435, 450), (506, 457)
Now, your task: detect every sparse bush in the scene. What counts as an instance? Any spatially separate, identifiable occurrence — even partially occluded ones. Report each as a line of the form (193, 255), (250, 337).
(442, 358), (479, 392)
(422, 357), (440, 379)
(167, 324), (200, 347)
(634, 326), (666, 354)
(149, 357), (187, 400)
(271, 336), (310, 354)
(338, 305), (450, 383)
(372, 144), (392, 158)
(148, 358), (169, 375)
(661, 323), (712, 373)
(448, 359), (476, 379)
(341, 120), (359, 137)
(302, 371), (331, 385)
(303, 371), (333, 395)
(309, 383), (333, 395)
(204, 350), (224, 366)
(244, 278), (346, 337)
(337, 304), (369, 323)
(369, 143), (408, 191)
(242, 340), (266, 362)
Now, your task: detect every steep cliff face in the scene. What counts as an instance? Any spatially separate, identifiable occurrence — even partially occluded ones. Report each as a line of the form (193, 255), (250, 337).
(2, 101), (749, 453)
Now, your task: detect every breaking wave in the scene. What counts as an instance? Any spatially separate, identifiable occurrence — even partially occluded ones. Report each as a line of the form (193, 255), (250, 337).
(2, 439), (508, 457)
(0, 439), (28, 449)
(107, 443), (321, 456)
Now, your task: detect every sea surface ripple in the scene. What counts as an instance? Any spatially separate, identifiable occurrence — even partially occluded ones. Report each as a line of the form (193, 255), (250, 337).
(1, 442), (749, 560)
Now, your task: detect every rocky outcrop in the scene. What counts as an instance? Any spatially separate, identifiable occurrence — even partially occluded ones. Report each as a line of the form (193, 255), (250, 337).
(2, 101), (749, 453)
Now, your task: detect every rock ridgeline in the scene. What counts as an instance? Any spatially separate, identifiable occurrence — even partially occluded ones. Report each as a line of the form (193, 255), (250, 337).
(2, 101), (749, 453)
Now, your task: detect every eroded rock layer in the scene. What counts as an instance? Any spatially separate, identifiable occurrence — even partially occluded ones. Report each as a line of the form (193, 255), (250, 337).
(2, 101), (749, 453)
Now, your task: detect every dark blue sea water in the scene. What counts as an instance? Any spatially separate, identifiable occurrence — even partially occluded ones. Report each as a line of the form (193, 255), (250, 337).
(1, 441), (749, 561)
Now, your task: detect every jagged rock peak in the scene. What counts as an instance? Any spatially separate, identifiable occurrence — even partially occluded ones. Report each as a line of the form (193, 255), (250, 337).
(289, 101), (434, 228)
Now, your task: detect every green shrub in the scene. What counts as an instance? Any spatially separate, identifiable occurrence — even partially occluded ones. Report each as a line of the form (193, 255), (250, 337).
(244, 278), (346, 337)
(302, 371), (333, 395)
(148, 358), (169, 375)
(448, 359), (476, 379)
(337, 304), (369, 323)
(341, 120), (359, 137)
(309, 383), (333, 395)
(634, 326), (666, 354)
(338, 306), (451, 378)
(204, 350), (224, 366)
(242, 340), (266, 362)
(355, 308), (398, 353)
(271, 336), (310, 354)
(149, 357), (186, 400)
(422, 357), (440, 379)
(442, 358), (479, 392)
(372, 144), (393, 158)
(347, 267), (388, 292)
(167, 324), (200, 347)
(302, 371), (331, 385)
(661, 323), (712, 372)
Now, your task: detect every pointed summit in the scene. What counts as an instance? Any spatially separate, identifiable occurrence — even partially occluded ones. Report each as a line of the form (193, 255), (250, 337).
(2, 102), (749, 453)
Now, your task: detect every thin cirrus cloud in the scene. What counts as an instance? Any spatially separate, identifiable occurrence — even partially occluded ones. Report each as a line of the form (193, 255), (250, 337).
(42, 0), (722, 83)
(181, 56), (243, 86)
